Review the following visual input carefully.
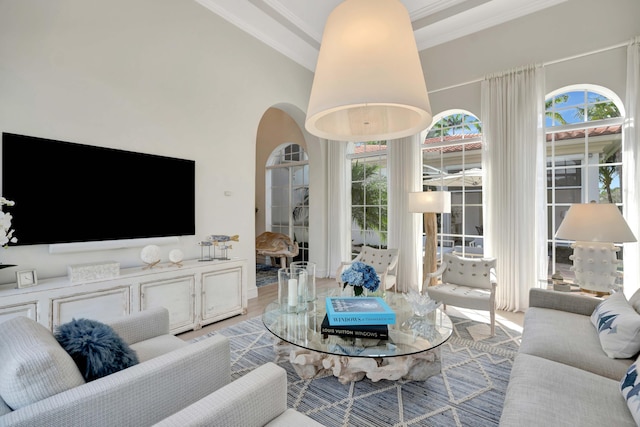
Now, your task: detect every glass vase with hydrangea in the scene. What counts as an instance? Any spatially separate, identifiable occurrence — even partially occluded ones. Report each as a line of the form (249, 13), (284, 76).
(340, 261), (380, 296)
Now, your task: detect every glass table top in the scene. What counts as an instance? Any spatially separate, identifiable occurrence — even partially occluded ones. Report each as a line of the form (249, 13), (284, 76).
(262, 289), (453, 358)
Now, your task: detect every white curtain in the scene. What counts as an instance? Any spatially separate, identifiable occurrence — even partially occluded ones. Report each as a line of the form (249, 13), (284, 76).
(326, 140), (351, 278)
(481, 65), (547, 312)
(387, 135), (422, 292)
(623, 36), (640, 298)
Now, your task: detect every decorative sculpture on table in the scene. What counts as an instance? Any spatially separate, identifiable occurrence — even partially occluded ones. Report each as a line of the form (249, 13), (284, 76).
(198, 241), (213, 262)
(140, 245), (161, 270)
(168, 249), (184, 267)
(207, 234), (239, 260)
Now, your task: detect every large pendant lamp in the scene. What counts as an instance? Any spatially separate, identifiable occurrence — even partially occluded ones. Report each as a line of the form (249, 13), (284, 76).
(305, 0), (432, 142)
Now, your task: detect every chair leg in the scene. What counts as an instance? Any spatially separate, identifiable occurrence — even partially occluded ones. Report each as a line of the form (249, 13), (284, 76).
(490, 309), (495, 337)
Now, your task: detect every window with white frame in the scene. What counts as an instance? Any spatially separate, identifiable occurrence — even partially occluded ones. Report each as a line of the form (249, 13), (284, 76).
(266, 143), (309, 262)
(546, 86), (624, 284)
(348, 141), (388, 256)
(422, 111), (484, 258)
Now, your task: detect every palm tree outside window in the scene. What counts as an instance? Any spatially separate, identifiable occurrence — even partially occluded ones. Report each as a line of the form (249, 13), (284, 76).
(546, 86), (624, 285)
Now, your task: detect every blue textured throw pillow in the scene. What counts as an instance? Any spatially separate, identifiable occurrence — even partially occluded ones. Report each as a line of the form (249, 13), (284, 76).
(55, 318), (139, 382)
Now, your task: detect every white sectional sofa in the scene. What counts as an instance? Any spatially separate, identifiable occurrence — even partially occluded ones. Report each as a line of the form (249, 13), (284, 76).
(500, 288), (639, 426)
(0, 307), (322, 427)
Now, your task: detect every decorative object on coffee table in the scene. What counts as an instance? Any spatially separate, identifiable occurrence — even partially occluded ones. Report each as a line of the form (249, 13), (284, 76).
(168, 249), (184, 267)
(140, 245), (161, 269)
(340, 261), (380, 296)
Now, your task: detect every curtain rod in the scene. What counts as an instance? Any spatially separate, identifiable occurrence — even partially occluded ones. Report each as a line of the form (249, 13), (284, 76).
(428, 40), (629, 95)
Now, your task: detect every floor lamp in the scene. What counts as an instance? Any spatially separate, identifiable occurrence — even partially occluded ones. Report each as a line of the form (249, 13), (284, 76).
(555, 202), (636, 295)
(408, 191), (451, 290)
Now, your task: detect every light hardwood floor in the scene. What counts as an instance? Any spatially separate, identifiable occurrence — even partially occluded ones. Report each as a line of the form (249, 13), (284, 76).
(178, 278), (525, 341)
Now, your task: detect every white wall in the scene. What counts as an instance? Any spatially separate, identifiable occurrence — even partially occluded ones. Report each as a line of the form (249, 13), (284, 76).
(0, 0), (314, 295)
(422, 0), (639, 113)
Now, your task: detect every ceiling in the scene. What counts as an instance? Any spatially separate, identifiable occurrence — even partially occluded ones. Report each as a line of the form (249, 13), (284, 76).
(195, 0), (567, 71)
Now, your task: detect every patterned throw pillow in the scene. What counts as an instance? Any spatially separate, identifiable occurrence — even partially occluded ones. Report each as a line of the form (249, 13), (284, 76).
(55, 318), (139, 382)
(620, 358), (640, 425)
(591, 291), (640, 358)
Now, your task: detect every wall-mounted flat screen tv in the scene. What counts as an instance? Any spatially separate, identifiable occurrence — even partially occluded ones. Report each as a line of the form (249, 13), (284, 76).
(2, 133), (196, 245)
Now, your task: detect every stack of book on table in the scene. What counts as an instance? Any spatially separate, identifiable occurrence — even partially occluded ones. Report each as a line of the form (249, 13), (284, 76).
(322, 296), (396, 340)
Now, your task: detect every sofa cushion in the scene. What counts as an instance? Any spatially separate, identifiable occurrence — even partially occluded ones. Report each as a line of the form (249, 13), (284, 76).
(0, 316), (85, 410)
(520, 307), (633, 380)
(500, 354), (635, 426)
(55, 318), (139, 382)
(130, 334), (188, 362)
(264, 408), (325, 427)
(591, 291), (640, 358)
(620, 357), (640, 425)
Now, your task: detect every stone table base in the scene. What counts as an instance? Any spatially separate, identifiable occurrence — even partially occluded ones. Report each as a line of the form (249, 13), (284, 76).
(274, 340), (442, 384)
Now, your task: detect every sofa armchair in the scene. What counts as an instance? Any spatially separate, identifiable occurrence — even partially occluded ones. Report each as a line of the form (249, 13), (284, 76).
(154, 362), (323, 427)
(500, 288), (639, 426)
(425, 253), (497, 335)
(0, 307), (231, 427)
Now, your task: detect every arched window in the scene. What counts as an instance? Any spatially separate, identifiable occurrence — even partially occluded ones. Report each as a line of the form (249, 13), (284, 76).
(422, 110), (484, 258)
(546, 85), (625, 285)
(266, 143), (309, 262)
(347, 140), (388, 256)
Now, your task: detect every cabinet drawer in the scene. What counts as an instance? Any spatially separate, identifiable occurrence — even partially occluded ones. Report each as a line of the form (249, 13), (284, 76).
(52, 287), (130, 329)
(201, 267), (242, 324)
(140, 275), (195, 333)
(0, 302), (38, 324)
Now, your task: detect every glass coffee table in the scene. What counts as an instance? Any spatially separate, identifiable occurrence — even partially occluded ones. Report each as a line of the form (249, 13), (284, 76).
(262, 290), (453, 383)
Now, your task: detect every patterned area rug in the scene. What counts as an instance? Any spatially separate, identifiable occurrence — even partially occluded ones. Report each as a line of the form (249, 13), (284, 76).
(191, 315), (521, 426)
(256, 263), (279, 287)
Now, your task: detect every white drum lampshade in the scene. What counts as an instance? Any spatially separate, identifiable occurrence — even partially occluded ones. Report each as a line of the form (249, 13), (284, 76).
(305, 0), (432, 142)
(555, 203), (636, 294)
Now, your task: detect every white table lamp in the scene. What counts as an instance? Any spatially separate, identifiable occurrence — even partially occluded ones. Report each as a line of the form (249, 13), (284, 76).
(409, 191), (451, 289)
(555, 202), (636, 295)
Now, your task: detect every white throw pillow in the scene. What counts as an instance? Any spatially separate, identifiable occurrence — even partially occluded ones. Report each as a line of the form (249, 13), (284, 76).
(620, 355), (640, 425)
(0, 316), (85, 410)
(591, 291), (640, 359)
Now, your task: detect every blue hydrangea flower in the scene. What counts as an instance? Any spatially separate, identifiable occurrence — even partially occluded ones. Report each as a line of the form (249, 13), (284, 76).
(341, 261), (380, 293)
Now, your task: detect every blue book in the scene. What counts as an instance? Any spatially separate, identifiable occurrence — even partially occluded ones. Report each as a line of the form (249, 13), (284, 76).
(325, 297), (396, 326)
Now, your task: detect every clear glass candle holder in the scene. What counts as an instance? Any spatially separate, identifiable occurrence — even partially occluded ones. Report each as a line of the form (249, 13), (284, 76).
(278, 267), (304, 313)
(290, 261), (316, 303)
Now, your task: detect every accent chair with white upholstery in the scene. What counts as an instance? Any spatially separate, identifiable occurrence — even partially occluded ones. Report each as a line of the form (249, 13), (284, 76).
(425, 253), (498, 335)
(336, 246), (399, 291)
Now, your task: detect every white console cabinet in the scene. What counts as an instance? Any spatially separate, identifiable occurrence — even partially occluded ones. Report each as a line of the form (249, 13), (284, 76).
(0, 258), (247, 334)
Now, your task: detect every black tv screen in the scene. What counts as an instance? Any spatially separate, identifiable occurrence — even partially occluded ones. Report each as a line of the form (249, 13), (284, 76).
(2, 133), (195, 245)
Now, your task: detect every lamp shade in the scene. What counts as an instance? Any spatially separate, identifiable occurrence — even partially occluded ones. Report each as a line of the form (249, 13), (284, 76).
(408, 191), (451, 214)
(555, 203), (637, 243)
(305, 0), (432, 142)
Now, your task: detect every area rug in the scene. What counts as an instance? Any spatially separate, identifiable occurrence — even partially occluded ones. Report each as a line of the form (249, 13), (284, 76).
(256, 263), (279, 287)
(191, 315), (521, 426)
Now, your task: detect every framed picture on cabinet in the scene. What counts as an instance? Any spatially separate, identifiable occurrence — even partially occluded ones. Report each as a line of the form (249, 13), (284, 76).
(16, 269), (37, 288)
